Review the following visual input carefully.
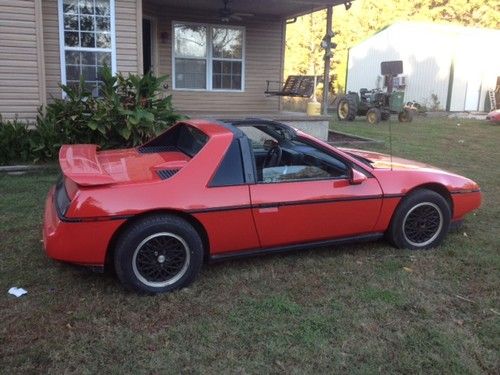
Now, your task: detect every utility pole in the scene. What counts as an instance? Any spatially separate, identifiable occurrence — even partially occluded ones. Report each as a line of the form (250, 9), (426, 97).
(322, 6), (333, 115)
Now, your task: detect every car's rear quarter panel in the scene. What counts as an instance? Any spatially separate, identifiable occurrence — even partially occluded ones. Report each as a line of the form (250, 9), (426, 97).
(43, 187), (125, 265)
(59, 121), (261, 259)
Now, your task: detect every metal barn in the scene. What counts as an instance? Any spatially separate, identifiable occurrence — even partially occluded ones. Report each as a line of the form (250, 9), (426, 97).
(345, 22), (500, 112)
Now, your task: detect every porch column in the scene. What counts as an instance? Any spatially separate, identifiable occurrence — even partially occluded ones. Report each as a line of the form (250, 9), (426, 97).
(322, 6), (333, 115)
(136, 0), (143, 75)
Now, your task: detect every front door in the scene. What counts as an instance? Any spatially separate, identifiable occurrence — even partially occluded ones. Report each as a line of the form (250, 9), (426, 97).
(250, 175), (382, 249)
(239, 124), (383, 249)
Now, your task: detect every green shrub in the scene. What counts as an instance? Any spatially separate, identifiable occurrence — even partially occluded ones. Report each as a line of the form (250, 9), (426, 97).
(88, 67), (181, 148)
(0, 117), (33, 165)
(0, 68), (182, 165)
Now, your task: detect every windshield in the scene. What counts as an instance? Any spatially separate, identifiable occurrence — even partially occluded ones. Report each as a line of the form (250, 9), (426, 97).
(344, 151), (373, 167)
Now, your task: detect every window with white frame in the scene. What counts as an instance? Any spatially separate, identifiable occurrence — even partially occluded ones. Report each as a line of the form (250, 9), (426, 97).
(173, 23), (244, 91)
(59, 0), (115, 96)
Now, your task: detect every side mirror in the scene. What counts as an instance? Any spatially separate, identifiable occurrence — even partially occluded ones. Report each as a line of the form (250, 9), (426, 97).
(350, 169), (367, 185)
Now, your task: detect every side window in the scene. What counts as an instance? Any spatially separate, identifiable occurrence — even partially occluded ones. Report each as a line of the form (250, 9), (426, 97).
(210, 139), (245, 187)
(262, 141), (349, 183)
(238, 126), (277, 150)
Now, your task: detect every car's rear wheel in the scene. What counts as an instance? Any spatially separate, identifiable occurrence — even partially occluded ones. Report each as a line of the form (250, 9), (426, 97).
(114, 215), (203, 294)
(387, 189), (451, 250)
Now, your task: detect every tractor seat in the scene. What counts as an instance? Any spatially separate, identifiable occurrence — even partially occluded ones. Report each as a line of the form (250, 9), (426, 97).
(360, 88), (370, 99)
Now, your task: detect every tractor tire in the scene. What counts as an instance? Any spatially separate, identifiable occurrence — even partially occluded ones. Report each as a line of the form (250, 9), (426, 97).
(366, 108), (381, 124)
(381, 111), (391, 121)
(398, 109), (414, 122)
(337, 96), (357, 121)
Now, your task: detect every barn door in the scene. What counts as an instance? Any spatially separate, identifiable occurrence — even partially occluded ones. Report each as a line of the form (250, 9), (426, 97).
(464, 77), (481, 111)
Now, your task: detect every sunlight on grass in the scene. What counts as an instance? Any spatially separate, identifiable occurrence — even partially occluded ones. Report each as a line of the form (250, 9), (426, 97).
(1, 118), (499, 373)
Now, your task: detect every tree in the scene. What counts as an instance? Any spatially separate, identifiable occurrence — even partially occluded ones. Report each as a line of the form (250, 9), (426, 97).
(285, 0), (500, 93)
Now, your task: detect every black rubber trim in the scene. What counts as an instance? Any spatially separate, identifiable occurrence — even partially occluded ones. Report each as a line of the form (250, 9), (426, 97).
(383, 193), (405, 199)
(57, 213), (132, 223)
(189, 205), (251, 214)
(256, 194), (383, 209)
(209, 232), (384, 262)
(189, 194), (385, 214)
(450, 189), (481, 195)
(54, 196), (132, 223)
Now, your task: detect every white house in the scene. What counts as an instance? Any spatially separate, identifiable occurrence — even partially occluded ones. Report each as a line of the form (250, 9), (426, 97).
(345, 22), (500, 112)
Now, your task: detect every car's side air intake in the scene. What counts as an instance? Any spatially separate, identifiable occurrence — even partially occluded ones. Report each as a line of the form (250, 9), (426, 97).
(157, 169), (180, 180)
(138, 145), (178, 153)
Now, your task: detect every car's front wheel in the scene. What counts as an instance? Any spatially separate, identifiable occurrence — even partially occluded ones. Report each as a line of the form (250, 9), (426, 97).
(114, 215), (204, 294)
(387, 189), (451, 250)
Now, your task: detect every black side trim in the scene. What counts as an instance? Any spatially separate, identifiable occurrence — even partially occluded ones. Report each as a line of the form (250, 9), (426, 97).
(257, 194), (383, 209)
(188, 194), (385, 214)
(450, 189), (481, 195)
(209, 232), (384, 262)
(383, 193), (405, 199)
(188, 205), (251, 214)
(55, 197), (132, 224)
(58, 214), (132, 223)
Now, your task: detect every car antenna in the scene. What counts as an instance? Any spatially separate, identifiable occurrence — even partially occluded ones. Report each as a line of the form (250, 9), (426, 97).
(389, 118), (393, 171)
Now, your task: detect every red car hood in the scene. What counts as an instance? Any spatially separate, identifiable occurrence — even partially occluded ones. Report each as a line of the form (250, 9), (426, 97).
(339, 147), (453, 173)
(59, 144), (190, 186)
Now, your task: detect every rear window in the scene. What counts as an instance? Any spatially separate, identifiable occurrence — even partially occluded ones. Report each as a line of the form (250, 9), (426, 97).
(176, 126), (208, 157)
(138, 123), (208, 157)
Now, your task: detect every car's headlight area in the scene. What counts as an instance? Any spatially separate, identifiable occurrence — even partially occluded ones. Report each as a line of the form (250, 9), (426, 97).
(55, 177), (71, 217)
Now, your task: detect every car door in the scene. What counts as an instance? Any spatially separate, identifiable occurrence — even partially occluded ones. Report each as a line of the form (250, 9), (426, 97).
(249, 139), (383, 249)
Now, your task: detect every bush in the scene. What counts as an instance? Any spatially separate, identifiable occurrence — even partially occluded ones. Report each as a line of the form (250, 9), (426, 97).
(0, 67), (182, 165)
(0, 117), (33, 165)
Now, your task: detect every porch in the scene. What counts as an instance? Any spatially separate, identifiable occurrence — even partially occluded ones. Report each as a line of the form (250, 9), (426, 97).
(137, 0), (350, 139)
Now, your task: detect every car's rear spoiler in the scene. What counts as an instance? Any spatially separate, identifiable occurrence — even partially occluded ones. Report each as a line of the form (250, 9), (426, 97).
(59, 144), (115, 186)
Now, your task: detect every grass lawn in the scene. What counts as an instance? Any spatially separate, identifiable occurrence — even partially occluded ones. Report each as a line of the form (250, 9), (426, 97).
(1, 116), (499, 373)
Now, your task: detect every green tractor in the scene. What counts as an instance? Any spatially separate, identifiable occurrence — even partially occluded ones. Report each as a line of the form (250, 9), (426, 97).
(337, 61), (414, 124)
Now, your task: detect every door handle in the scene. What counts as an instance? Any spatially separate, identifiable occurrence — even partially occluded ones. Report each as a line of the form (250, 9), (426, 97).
(258, 206), (279, 213)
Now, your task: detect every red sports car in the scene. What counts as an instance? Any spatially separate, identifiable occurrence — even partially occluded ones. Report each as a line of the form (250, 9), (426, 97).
(486, 109), (500, 123)
(43, 119), (481, 293)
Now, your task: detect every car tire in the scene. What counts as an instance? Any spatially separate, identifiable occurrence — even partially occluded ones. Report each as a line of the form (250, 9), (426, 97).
(114, 215), (204, 294)
(381, 111), (391, 121)
(387, 189), (451, 250)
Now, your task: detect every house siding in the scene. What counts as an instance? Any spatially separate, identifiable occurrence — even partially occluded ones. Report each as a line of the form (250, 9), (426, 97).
(0, 0), (44, 120)
(42, 0), (141, 101)
(143, 4), (282, 113)
(1, 1), (283, 120)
